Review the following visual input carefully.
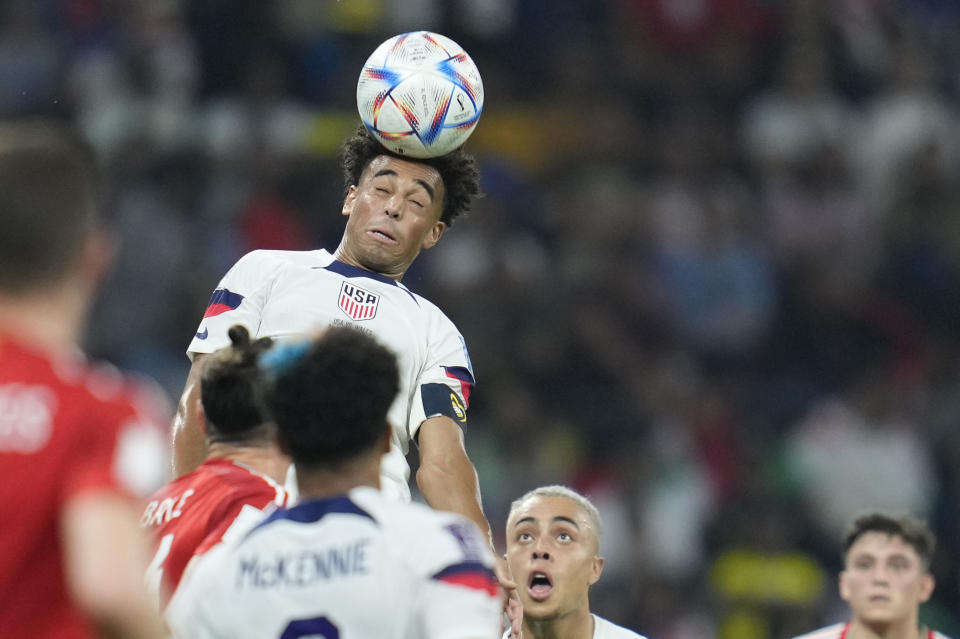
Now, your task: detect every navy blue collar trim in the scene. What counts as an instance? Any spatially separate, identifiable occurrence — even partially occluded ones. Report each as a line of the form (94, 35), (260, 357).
(249, 495), (375, 537)
(324, 259), (398, 287)
(322, 259), (419, 305)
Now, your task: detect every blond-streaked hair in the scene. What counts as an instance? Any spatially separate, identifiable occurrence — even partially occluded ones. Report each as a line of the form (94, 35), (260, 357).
(507, 485), (603, 550)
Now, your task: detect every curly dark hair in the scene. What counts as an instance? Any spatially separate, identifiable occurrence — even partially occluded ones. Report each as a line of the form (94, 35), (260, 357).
(261, 327), (400, 469)
(338, 124), (481, 227)
(200, 325), (275, 443)
(842, 512), (937, 569)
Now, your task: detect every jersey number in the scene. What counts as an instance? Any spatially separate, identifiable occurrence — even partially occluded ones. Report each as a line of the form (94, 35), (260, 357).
(280, 616), (339, 639)
(145, 533), (174, 608)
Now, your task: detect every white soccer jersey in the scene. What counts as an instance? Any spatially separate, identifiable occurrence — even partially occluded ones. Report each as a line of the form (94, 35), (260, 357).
(501, 614), (646, 639)
(166, 486), (501, 639)
(187, 249), (475, 503)
(792, 622), (951, 639)
(594, 615), (648, 639)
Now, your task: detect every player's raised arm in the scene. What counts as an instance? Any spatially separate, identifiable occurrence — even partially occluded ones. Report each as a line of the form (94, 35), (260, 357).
(416, 414), (519, 616)
(416, 414), (490, 541)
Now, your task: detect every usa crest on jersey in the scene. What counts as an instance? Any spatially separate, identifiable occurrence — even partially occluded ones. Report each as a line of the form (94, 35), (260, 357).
(338, 282), (380, 321)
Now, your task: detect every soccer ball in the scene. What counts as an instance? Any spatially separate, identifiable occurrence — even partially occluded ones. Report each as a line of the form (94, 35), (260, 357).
(357, 31), (484, 159)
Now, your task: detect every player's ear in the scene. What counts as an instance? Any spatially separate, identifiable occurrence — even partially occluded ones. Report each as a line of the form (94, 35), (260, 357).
(919, 572), (935, 603)
(421, 220), (446, 250)
(342, 185), (358, 217)
(588, 555), (604, 586)
(839, 571), (851, 602)
(78, 228), (116, 290)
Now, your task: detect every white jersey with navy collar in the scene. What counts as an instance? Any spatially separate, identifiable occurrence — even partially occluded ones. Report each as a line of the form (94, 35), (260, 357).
(187, 249), (475, 503)
(791, 622), (951, 639)
(166, 486), (501, 639)
(501, 613), (647, 639)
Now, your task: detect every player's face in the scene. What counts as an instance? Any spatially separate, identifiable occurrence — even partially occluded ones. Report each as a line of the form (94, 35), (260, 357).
(839, 532), (934, 626)
(340, 155), (446, 279)
(505, 496), (603, 622)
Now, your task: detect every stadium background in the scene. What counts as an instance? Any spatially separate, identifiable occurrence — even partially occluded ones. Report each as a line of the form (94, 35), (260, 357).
(6, 0), (959, 636)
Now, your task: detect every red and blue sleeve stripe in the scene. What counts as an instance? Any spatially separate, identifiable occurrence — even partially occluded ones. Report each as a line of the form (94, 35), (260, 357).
(443, 366), (474, 405)
(203, 288), (244, 318)
(431, 561), (498, 596)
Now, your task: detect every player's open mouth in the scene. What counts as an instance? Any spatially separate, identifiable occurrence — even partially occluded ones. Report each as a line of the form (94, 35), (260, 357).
(868, 594), (891, 603)
(527, 571), (553, 600)
(369, 229), (397, 243)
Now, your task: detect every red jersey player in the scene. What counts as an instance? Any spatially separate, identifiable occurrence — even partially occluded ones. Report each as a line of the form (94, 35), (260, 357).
(0, 120), (168, 639)
(141, 325), (290, 609)
(791, 512), (951, 639)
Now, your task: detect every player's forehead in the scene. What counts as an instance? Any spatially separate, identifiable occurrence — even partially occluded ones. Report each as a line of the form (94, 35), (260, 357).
(846, 531), (920, 562)
(508, 495), (590, 530)
(361, 155), (444, 194)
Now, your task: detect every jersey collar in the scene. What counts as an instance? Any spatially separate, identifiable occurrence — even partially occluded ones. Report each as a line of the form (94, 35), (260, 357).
(325, 259), (400, 287)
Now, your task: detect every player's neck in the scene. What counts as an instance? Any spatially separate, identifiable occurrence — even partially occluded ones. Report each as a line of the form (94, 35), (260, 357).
(333, 242), (406, 281)
(0, 286), (84, 354)
(849, 616), (925, 639)
(206, 442), (290, 486)
(294, 454), (382, 500)
(523, 608), (594, 639)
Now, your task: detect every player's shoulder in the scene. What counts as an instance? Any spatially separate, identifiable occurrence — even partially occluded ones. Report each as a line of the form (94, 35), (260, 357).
(350, 487), (490, 561)
(405, 286), (453, 320)
(790, 623), (846, 639)
(234, 248), (330, 270)
(349, 485), (448, 530)
(158, 460), (280, 502)
(1, 336), (168, 420)
(1, 337), (169, 494)
(592, 614), (648, 639)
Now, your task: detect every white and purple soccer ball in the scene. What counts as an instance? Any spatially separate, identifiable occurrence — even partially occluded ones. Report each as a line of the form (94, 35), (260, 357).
(356, 31), (484, 159)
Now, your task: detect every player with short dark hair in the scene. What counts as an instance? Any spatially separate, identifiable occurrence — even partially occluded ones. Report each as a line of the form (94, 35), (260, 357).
(0, 119), (168, 639)
(791, 512), (951, 639)
(167, 327), (501, 639)
(170, 123), (512, 588)
(141, 325), (289, 611)
(504, 486), (648, 639)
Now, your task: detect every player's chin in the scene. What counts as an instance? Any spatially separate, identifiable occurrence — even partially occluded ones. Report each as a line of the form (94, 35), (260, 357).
(857, 605), (900, 623)
(519, 601), (562, 623)
(518, 586), (556, 608)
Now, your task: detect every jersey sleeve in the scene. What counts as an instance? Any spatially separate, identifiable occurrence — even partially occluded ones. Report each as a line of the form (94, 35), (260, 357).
(186, 250), (286, 358)
(408, 309), (475, 440)
(413, 514), (501, 639)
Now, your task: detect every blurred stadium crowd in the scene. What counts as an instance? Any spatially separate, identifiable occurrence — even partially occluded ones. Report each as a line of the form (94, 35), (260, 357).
(5, 0), (960, 636)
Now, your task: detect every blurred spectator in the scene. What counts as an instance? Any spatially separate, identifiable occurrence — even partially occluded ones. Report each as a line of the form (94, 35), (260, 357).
(784, 367), (938, 539)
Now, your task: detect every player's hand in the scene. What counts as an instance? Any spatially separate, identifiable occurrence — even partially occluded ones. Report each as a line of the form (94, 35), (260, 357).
(505, 588), (523, 639)
(494, 555), (521, 637)
(493, 554), (517, 593)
